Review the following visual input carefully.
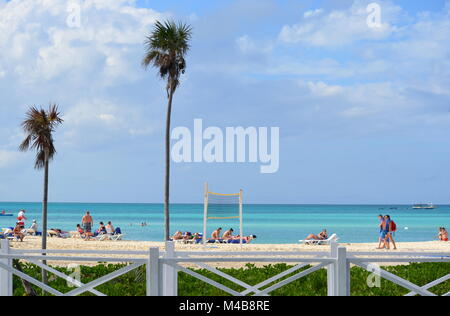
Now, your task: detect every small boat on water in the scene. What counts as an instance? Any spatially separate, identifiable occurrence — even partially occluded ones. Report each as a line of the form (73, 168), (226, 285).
(412, 203), (435, 210)
(0, 213), (13, 217)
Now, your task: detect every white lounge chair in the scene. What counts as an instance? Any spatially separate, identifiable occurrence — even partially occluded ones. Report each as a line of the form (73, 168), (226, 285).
(94, 234), (110, 241)
(109, 234), (124, 241)
(299, 233), (339, 246)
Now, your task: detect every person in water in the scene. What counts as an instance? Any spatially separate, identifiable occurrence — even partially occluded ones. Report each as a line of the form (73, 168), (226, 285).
(305, 229), (328, 241)
(439, 227), (448, 241)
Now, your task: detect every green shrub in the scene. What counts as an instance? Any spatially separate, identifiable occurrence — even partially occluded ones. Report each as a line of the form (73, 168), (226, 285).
(12, 262), (450, 296)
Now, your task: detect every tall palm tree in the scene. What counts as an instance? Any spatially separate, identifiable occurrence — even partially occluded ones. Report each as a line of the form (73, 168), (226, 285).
(142, 21), (192, 241)
(19, 104), (63, 284)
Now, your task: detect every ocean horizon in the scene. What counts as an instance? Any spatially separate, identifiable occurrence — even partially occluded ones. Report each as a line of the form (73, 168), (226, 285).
(1, 202), (449, 244)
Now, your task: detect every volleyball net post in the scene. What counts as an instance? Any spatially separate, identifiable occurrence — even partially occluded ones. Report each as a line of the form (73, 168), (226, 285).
(203, 183), (244, 245)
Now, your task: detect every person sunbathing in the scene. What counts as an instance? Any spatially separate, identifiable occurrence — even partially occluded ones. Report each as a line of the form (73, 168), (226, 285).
(439, 227), (448, 241)
(228, 235), (257, 244)
(183, 232), (193, 240)
(172, 231), (183, 240)
(13, 224), (25, 242)
(305, 229), (328, 241)
(106, 222), (115, 235)
(211, 228), (222, 240)
(49, 229), (69, 238)
(222, 228), (234, 240)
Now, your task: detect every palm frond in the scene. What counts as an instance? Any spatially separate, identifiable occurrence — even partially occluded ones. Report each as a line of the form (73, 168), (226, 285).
(142, 20), (192, 95)
(19, 104), (63, 170)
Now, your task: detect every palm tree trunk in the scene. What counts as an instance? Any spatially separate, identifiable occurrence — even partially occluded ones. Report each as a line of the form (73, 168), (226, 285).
(41, 156), (49, 286)
(164, 86), (174, 241)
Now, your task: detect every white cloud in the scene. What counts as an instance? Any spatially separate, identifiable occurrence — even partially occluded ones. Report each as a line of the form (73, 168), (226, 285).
(307, 81), (343, 96)
(0, 0), (165, 86)
(304, 9), (323, 18)
(0, 0), (165, 149)
(236, 35), (272, 55)
(62, 99), (156, 146)
(279, 1), (399, 46)
(0, 150), (20, 168)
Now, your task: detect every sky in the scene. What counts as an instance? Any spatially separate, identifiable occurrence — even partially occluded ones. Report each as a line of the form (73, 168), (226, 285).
(0, 0), (449, 204)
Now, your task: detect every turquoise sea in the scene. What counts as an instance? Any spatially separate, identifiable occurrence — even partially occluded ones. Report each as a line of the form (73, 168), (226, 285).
(0, 203), (449, 244)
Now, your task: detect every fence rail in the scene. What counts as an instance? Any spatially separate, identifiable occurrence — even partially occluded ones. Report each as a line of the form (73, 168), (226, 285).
(0, 240), (449, 296)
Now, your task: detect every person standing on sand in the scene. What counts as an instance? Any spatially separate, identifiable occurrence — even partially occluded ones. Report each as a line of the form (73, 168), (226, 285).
(82, 211), (93, 234)
(17, 209), (27, 228)
(384, 215), (397, 250)
(377, 215), (386, 249)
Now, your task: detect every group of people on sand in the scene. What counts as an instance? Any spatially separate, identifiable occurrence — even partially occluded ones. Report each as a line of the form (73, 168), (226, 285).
(0, 210), (41, 242)
(171, 227), (257, 244)
(377, 215), (397, 250)
(78, 211), (121, 241)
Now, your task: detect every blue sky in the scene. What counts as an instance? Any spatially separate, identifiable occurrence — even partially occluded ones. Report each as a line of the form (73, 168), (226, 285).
(0, 0), (449, 204)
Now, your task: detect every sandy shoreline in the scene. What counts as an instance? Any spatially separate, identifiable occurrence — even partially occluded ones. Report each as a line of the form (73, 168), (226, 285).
(5, 237), (450, 268)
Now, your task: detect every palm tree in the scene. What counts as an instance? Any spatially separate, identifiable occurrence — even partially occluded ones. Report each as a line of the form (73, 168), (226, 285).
(19, 104), (63, 284)
(142, 21), (192, 241)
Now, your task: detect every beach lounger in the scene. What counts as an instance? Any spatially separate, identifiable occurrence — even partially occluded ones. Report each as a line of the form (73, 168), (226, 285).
(70, 231), (82, 239)
(109, 234), (124, 241)
(299, 233), (338, 246)
(95, 234), (110, 241)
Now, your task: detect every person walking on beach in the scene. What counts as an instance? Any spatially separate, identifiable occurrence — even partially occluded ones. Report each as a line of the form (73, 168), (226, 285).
(82, 211), (93, 234)
(377, 215), (386, 249)
(383, 215), (397, 250)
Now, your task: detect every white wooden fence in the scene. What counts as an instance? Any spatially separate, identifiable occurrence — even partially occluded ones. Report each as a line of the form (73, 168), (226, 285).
(0, 240), (449, 296)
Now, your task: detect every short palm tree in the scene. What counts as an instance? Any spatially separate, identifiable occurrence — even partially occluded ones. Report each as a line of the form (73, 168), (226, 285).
(142, 20), (192, 241)
(19, 104), (63, 284)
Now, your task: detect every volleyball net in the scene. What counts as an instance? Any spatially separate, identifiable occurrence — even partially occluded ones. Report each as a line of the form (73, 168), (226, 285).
(203, 183), (243, 244)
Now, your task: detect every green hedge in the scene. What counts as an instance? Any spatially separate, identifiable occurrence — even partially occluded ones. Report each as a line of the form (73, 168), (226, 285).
(12, 262), (450, 296)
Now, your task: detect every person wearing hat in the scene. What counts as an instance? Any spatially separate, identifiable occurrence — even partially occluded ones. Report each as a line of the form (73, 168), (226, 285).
(29, 220), (38, 236)
(17, 209), (27, 228)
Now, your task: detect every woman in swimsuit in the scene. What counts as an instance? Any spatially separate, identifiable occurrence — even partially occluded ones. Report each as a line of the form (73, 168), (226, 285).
(13, 223), (25, 242)
(305, 229), (328, 241)
(439, 227), (449, 241)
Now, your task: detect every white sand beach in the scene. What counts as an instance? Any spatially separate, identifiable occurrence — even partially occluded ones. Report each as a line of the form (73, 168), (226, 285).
(6, 237), (450, 268)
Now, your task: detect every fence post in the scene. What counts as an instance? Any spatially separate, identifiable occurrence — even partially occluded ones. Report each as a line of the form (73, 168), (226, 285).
(163, 241), (178, 296)
(327, 241), (338, 296)
(336, 246), (350, 296)
(0, 240), (13, 296)
(147, 247), (160, 296)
